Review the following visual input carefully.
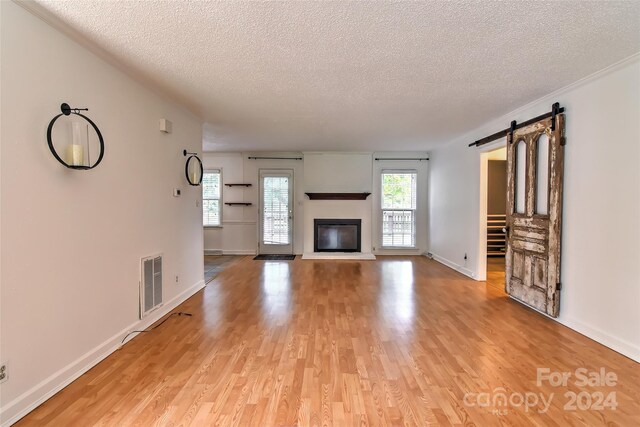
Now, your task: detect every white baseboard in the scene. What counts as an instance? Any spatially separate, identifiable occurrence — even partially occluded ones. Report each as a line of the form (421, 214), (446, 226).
(508, 296), (640, 362)
(301, 252), (376, 260)
(428, 253), (475, 279)
(223, 250), (256, 255)
(204, 249), (223, 255)
(0, 280), (206, 427)
(204, 249), (256, 256)
(560, 316), (640, 363)
(374, 249), (424, 256)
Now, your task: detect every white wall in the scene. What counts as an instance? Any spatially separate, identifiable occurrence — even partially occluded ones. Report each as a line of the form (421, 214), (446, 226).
(302, 153), (374, 256)
(303, 152), (372, 193)
(0, 3), (204, 424)
(204, 151), (430, 257)
(202, 152), (305, 254)
(428, 55), (640, 361)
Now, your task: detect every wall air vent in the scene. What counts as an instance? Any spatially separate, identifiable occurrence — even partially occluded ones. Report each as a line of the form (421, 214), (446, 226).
(140, 254), (163, 319)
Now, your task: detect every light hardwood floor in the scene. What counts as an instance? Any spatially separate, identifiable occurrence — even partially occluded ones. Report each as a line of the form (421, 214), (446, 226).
(486, 256), (506, 290)
(16, 257), (639, 426)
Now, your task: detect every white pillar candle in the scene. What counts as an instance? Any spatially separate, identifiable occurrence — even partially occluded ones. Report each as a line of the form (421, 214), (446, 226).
(66, 122), (85, 166)
(65, 144), (84, 166)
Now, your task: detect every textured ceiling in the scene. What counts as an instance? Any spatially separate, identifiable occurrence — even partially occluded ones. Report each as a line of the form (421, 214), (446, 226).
(29, 1), (640, 152)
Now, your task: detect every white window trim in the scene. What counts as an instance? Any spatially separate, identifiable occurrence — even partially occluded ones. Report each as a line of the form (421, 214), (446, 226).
(203, 169), (222, 228)
(380, 169), (418, 249)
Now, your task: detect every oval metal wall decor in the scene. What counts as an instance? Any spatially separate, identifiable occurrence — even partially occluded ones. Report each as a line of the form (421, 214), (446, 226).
(183, 150), (203, 186)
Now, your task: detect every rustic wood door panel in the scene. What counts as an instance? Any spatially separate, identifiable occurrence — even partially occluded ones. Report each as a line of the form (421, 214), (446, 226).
(505, 114), (565, 317)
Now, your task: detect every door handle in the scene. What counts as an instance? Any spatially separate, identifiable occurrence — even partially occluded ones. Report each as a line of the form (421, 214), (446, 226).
(502, 226), (510, 236)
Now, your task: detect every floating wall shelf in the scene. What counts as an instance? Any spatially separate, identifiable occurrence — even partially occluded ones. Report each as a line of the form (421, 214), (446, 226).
(225, 183), (252, 187)
(224, 202), (252, 206)
(305, 192), (371, 200)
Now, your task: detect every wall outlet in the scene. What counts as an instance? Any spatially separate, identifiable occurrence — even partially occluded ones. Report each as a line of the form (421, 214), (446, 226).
(175, 275), (179, 284)
(0, 362), (8, 384)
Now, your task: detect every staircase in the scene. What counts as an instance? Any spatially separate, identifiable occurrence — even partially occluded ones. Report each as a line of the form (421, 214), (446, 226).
(487, 214), (506, 256)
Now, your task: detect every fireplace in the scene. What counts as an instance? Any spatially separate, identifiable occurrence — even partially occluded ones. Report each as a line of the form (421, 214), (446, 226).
(314, 219), (361, 252)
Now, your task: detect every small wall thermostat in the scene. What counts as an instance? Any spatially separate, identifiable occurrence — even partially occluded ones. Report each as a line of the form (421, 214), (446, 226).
(173, 188), (181, 197)
(159, 119), (172, 134)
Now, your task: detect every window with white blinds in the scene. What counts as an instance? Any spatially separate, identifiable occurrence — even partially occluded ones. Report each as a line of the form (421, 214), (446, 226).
(202, 170), (221, 227)
(381, 171), (417, 248)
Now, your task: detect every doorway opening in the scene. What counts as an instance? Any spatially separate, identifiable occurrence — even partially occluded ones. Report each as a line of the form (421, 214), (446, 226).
(478, 143), (507, 289)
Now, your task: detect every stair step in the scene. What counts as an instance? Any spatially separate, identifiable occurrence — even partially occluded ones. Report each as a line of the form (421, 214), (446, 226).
(487, 214), (507, 258)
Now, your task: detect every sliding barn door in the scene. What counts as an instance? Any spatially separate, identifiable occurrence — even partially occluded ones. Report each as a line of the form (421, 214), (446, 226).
(505, 114), (565, 317)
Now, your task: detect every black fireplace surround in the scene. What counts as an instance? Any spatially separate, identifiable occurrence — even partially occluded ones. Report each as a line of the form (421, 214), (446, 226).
(314, 219), (361, 252)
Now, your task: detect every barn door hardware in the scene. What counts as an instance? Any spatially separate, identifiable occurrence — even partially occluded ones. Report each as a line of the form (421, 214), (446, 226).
(550, 102), (560, 131)
(469, 102), (565, 148)
(508, 120), (517, 144)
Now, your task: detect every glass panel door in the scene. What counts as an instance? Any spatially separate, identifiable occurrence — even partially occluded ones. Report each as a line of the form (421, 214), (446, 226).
(259, 170), (293, 254)
(535, 133), (550, 215)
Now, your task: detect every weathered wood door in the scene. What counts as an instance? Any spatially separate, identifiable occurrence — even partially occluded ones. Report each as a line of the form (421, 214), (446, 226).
(505, 114), (565, 317)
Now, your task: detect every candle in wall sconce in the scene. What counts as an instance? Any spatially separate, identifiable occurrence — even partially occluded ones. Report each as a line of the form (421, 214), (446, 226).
(65, 121), (86, 166)
(189, 158), (201, 183)
(46, 102), (105, 170)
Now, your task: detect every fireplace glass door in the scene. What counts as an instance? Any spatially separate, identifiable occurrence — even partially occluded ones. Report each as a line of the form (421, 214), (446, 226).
(259, 170), (293, 254)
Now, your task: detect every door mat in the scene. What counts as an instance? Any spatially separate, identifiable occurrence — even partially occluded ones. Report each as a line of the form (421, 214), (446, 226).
(253, 255), (296, 261)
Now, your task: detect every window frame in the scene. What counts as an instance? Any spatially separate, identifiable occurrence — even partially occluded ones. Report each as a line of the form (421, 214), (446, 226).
(202, 169), (222, 228)
(380, 169), (418, 249)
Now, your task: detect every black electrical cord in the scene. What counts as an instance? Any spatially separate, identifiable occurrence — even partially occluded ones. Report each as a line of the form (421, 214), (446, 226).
(120, 312), (192, 345)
